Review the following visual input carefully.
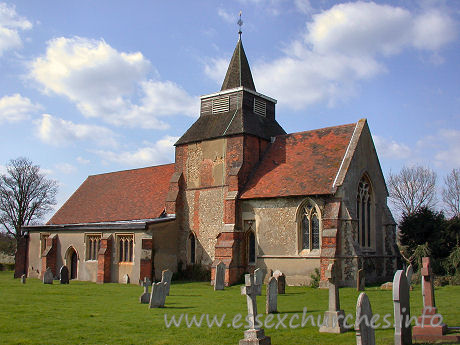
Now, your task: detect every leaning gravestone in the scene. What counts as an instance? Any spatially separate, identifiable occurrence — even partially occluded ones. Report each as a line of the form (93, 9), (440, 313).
(60, 265), (69, 284)
(149, 282), (167, 308)
(214, 261), (226, 291)
(20, 274), (26, 284)
(161, 269), (173, 296)
(272, 270), (285, 294)
(240, 273), (271, 345)
(357, 268), (365, 291)
(43, 267), (53, 284)
(122, 274), (130, 284)
(405, 264), (413, 286)
(355, 292), (375, 345)
(266, 276), (278, 314)
(254, 268), (264, 295)
(140, 277), (151, 304)
(319, 262), (346, 333)
(393, 270), (412, 345)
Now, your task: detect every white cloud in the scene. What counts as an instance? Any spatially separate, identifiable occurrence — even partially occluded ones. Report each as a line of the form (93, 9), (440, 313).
(29, 37), (198, 129)
(76, 156), (90, 165)
(0, 2), (32, 56)
(294, 0), (312, 14)
(93, 136), (178, 167)
(54, 162), (76, 174)
(207, 2), (457, 110)
(0, 94), (41, 123)
(204, 57), (229, 85)
(218, 8), (234, 23)
(432, 129), (460, 167)
(373, 135), (412, 160)
(35, 114), (118, 147)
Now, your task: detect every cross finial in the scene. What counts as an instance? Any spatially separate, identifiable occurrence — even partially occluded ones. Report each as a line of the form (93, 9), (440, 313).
(238, 10), (243, 39)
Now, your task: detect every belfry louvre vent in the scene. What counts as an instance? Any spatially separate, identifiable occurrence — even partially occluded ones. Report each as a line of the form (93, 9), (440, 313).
(253, 98), (266, 117)
(212, 96), (230, 114)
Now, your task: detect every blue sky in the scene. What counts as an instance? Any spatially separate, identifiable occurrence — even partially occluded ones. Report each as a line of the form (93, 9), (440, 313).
(0, 0), (459, 216)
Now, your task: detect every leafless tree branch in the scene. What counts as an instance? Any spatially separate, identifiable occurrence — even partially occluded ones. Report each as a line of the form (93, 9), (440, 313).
(442, 168), (460, 218)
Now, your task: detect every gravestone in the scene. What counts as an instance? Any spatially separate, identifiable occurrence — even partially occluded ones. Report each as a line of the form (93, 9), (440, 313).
(122, 274), (130, 284)
(60, 265), (69, 284)
(319, 262), (346, 333)
(20, 274), (26, 284)
(357, 268), (365, 291)
(214, 261), (225, 291)
(393, 270), (412, 345)
(265, 276), (278, 314)
(239, 274), (271, 345)
(140, 277), (151, 304)
(161, 269), (173, 296)
(355, 292), (375, 345)
(254, 268), (264, 295)
(43, 267), (53, 284)
(149, 282), (167, 308)
(412, 257), (454, 341)
(272, 270), (285, 294)
(405, 264), (413, 286)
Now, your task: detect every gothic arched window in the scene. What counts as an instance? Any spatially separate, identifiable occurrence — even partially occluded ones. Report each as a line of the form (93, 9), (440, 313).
(357, 176), (372, 248)
(299, 200), (321, 252)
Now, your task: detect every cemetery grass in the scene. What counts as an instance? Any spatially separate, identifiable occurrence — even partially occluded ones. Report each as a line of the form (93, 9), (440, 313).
(1, 272), (459, 345)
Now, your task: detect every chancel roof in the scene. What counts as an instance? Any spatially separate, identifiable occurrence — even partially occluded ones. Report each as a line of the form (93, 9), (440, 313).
(48, 164), (175, 225)
(240, 122), (357, 199)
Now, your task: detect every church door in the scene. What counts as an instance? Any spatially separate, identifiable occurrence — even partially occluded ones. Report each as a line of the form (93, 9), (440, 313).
(70, 251), (78, 279)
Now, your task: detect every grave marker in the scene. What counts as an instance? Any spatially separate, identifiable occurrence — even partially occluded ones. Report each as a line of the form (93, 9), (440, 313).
(254, 268), (264, 295)
(355, 292), (375, 345)
(20, 274), (26, 284)
(265, 276), (277, 314)
(214, 261), (225, 290)
(393, 270), (412, 345)
(319, 262), (346, 333)
(239, 274), (271, 345)
(122, 274), (130, 284)
(43, 267), (53, 284)
(357, 268), (365, 291)
(60, 266), (69, 284)
(272, 270), (285, 294)
(140, 277), (151, 304)
(149, 282), (167, 308)
(161, 269), (173, 296)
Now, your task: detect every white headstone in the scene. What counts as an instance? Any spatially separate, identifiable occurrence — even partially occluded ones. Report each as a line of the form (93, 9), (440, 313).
(254, 268), (264, 295)
(20, 274), (26, 284)
(266, 276), (278, 314)
(149, 282), (167, 308)
(122, 274), (130, 284)
(214, 261), (226, 290)
(161, 269), (173, 296)
(319, 263), (346, 333)
(393, 270), (412, 345)
(355, 292), (375, 345)
(43, 267), (53, 284)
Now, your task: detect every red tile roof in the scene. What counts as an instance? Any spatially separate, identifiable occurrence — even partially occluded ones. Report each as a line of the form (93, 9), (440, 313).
(240, 123), (356, 199)
(48, 164), (175, 225)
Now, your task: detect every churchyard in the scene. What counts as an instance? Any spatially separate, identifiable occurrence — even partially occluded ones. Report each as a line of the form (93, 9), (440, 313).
(1, 271), (459, 345)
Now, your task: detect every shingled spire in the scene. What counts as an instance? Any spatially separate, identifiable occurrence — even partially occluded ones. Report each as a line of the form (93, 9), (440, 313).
(221, 37), (256, 91)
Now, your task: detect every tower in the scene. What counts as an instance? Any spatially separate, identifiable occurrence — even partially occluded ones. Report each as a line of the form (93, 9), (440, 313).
(169, 33), (285, 285)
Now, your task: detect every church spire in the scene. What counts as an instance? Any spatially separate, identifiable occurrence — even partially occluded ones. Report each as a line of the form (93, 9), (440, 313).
(220, 12), (256, 92)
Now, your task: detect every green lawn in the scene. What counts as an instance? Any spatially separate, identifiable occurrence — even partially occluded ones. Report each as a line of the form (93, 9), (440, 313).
(0, 271), (459, 345)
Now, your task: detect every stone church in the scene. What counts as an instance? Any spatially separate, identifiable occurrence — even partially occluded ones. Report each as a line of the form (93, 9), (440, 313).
(20, 35), (399, 287)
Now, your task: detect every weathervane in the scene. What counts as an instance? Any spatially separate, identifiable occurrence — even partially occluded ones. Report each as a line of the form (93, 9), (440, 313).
(238, 10), (243, 38)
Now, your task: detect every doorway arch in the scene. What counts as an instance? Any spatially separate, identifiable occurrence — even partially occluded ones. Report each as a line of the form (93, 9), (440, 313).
(65, 246), (78, 280)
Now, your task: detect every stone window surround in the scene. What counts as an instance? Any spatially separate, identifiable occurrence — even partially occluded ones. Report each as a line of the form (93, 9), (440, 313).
(296, 198), (322, 256)
(356, 174), (375, 250)
(116, 233), (134, 264)
(84, 233), (102, 261)
(39, 233), (50, 257)
(243, 219), (257, 265)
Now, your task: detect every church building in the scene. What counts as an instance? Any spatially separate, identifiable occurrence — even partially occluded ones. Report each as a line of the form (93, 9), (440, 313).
(20, 35), (399, 287)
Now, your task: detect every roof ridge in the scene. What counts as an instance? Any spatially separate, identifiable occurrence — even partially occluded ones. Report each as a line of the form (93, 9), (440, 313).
(88, 162), (174, 177)
(280, 122), (357, 139)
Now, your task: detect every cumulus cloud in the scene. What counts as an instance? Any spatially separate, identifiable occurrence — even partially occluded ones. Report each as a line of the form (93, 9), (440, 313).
(76, 156), (90, 165)
(204, 57), (229, 85)
(218, 8), (234, 23)
(93, 136), (178, 167)
(207, 2), (457, 109)
(0, 93), (42, 123)
(29, 37), (198, 129)
(419, 129), (460, 168)
(54, 162), (76, 174)
(35, 114), (118, 147)
(0, 2), (32, 56)
(373, 135), (412, 160)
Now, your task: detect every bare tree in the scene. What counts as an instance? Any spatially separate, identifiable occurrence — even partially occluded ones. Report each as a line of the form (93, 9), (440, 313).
(388, 166), (437, 217)
(442, 168), (460, 218)
(0, 157), (58, 239)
